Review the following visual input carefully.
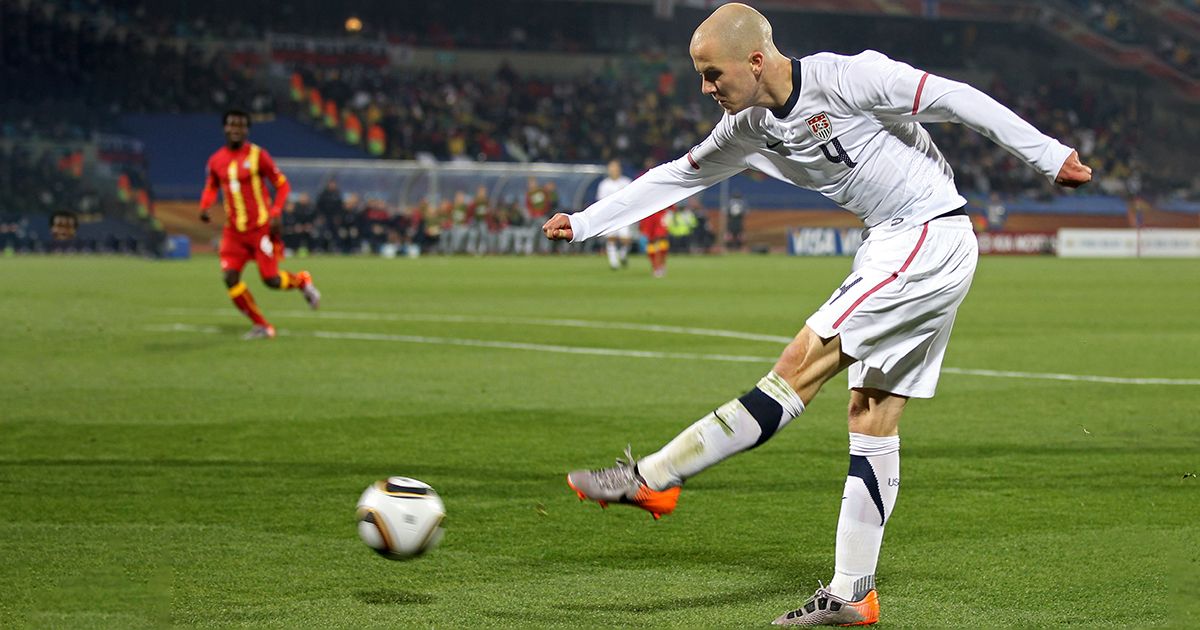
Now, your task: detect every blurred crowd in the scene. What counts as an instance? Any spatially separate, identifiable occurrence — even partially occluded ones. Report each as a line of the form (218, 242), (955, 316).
(1066, 0), (1199, 77)
(2, 0), (273, 136)
(56, 0), (1200, 82)
(0, 143), (163, 254)
(53, 0), (682, 54)
(294, 60), (1179, 199)
(289, 58), (706, 166)
(4, 0), (1199, 256)
(279, 177), (717, 257)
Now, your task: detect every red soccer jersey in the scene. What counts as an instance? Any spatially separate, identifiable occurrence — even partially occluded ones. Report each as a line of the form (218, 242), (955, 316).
(202, 143), (289, 233)
(640, 208), (670, 240)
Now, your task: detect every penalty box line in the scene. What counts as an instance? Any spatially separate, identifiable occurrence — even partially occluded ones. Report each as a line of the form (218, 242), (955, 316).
(148, 319), (1200, 387)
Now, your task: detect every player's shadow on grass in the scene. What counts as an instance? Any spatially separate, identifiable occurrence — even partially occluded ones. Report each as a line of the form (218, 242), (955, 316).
(561, 581), (795, 613)
(355, 589), (435, 606)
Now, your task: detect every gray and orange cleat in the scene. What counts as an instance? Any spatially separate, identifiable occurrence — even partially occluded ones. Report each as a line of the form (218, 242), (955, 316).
(566, 446), (680, 520)
(772, 579), (879, 626)
(242, 324), (276, 340)
(297, 271), (320, 310)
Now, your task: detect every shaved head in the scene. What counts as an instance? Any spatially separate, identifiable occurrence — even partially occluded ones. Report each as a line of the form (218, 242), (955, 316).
(690, 2), (777, 61)
(689, 3), (791, 114)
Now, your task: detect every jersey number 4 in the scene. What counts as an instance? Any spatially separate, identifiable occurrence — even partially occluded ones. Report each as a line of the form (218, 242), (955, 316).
(819, 137), (857, 168)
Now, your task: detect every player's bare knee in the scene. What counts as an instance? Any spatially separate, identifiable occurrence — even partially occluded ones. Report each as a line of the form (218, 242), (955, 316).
(847, 409), (897, 436)
(772, 331), (845, 403)
(223, 271), (240, 288)
(263, 275), (282, 289)
(847, 396), (871, 423)
(847, 389), (905, 436)
(774, 341), (808, 374)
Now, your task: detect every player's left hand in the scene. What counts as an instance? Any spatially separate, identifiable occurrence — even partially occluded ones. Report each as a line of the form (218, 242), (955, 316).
(542, 213), (573, 241)
(1055, 150), (1092, 188)
(269, 216), (283, 240)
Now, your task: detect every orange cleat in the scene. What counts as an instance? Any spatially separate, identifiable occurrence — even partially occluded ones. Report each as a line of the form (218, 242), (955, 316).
(296, 271), (320, 310)
(242, 324), (276, 340)
(772, 580), (879, 626)
(566, 446), (680, 519)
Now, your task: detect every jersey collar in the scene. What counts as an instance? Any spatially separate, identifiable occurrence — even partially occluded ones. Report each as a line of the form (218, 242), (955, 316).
(769, 58), (802, 119)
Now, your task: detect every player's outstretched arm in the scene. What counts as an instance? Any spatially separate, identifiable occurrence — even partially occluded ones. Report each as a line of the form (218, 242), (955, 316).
(846, 53), (1078, 184)
(543, 213), (573, 241)
(564, 117), (749, 243)
(1055, 150), (1092, 188)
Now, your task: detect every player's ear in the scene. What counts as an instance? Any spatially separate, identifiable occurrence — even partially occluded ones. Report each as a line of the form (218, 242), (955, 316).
(749, 51), (765, 78)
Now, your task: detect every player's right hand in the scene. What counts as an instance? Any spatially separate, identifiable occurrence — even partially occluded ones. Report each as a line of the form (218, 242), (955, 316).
(1055, 150), (1092, 188)
(199, 209), (211, 223)
(542, 213), (573, 241)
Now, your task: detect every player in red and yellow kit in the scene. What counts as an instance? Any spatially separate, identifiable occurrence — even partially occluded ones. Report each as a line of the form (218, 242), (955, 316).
(640, 206), (671, 278)
(199, 110), (321, 339)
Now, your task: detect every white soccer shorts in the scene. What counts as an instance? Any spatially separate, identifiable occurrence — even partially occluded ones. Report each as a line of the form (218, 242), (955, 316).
(806, 215), (978, 398)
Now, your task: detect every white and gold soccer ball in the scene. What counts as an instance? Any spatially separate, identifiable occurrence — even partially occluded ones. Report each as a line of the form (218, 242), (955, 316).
(356, 477), (445, 560)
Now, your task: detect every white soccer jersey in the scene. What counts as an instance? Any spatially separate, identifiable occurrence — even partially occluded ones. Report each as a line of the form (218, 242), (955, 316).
(568, 50), (1075, 241)
(597, 174), (634, 239)
(597, 175), (632, 200)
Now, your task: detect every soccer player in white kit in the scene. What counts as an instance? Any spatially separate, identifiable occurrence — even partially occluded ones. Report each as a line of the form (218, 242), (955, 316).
(544, 4), (1092, 626)
(597, 160), (634, 270)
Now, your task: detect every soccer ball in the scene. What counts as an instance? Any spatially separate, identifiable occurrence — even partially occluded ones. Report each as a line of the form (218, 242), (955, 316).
(356, 476), (445, 560)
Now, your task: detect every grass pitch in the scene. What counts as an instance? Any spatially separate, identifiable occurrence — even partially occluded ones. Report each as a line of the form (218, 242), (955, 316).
(0, 253), (1197, 628)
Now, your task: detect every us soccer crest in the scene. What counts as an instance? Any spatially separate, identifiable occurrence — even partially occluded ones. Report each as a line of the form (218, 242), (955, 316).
(806, 113), (833, 142)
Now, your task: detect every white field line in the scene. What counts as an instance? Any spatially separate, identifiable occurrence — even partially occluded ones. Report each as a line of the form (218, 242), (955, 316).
(145, 323), (772, 363)
(161, 308), (795, 343)
(152, 311), (1200, 386)
(939, 367), (1200, 386)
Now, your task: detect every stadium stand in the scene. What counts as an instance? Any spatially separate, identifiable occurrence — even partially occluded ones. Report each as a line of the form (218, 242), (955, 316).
(5, 0), (1198, 256)
(0, 138), (164, 254)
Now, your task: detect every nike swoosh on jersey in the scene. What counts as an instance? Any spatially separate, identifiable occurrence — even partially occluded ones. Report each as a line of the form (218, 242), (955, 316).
(766, 139), (783, 149)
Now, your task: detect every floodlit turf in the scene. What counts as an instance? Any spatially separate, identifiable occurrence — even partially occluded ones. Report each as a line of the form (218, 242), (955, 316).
(1, 253), (1197, 628)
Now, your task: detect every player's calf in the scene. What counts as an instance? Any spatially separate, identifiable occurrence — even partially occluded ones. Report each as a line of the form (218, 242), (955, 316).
(567, 372), (806, 518)
(635, 371), (805, 489)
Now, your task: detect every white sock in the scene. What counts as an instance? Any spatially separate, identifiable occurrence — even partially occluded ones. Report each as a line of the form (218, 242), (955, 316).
(638, 371), (805, 490)
(828, 433), (900, 600)
(606, 241), (620, 269)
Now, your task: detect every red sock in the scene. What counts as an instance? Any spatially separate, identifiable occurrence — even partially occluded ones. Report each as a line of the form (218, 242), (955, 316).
(229, 282), (269, 326)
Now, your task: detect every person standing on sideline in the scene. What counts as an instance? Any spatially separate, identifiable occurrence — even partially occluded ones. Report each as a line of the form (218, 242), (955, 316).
(726, 191), (747, 250)
(985, 192), (1008, 231)
(525, 177), (552, 254)
(597, 160), (633, 269)
(640, 205), (671, 278)
(199, 109), (321, 339)
(542, 4), (1091, 626)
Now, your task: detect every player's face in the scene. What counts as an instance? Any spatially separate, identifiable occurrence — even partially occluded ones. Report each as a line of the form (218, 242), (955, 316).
(691, 43), (757, 113)
(607, 161), (621, 179)
(223, 116), (250, 146)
